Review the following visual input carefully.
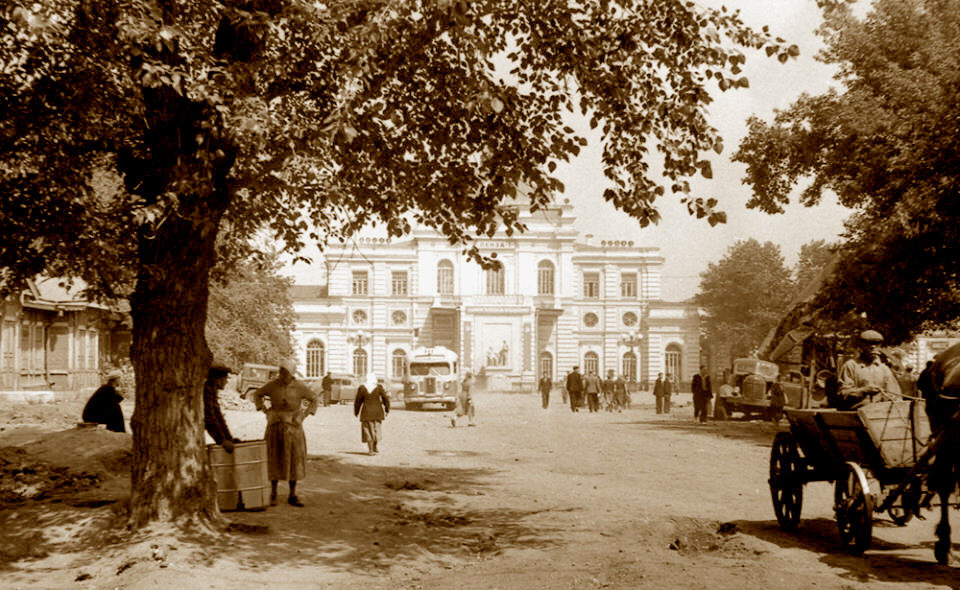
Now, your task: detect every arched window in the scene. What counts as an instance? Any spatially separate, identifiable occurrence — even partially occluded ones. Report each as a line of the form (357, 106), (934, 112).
(622, 351), (637, 383)
(437, 260), (455, 295)
(352, 348), (368, 378)
(537, 260), (555, 295)
(665, 343), (682, 383)
(306, 339), (325, 378)
(391, 349), (407, 380)
(584, 351), (599, 376)
(539, 351), (553, 380)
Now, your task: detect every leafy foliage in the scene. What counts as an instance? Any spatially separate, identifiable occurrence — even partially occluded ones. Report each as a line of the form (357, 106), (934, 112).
(205, 250), (295, 370)
(734, 0), (960, 343)
(695, 239), (795, 358)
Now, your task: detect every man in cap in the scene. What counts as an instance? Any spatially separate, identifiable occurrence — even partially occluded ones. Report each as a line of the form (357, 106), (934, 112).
(251, 359), (319, 507)
(566, 366), (583, 412)
(82, 372), (126, 432)
(204, 363), (239, 453)
(835, 329), (902, 410)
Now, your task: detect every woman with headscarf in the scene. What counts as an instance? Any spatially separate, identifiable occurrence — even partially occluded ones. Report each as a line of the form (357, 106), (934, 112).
(353, 374), (390, 455)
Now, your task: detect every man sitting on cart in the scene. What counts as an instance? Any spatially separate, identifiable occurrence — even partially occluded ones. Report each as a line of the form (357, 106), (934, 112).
(834, 329), (903, 410)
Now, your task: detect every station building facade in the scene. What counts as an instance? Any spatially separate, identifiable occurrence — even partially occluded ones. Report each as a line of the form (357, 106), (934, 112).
(290, 200), (700, 392)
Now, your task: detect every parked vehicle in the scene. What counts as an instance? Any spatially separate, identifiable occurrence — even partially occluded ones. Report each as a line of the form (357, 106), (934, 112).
(327, 373), (360, 404)
(402, 346), (459, 410)
(238, 363), (279, 400)
(714, 358), (781, 421)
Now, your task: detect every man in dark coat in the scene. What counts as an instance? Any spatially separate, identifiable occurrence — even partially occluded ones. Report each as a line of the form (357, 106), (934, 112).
(82, 373), (125, 432)
(691, 366), (712, 423)
(538, 374), (552, 409)
(566, 366), (583, 412)
(204, 363), (239, 452)
(653, 372), (666, 414)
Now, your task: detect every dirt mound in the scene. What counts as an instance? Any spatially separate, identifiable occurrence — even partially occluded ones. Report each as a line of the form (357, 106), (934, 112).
(0, 427), (131, 505)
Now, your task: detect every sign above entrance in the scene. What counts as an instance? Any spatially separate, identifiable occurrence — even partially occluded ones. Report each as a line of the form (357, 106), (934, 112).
(476, 240), (512, 249)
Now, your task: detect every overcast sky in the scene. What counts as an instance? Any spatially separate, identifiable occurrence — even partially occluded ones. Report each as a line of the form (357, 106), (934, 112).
(559, 0), (855, 301)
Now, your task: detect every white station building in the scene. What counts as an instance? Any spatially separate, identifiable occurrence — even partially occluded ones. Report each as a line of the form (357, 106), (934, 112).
(289, 199), (700, 393)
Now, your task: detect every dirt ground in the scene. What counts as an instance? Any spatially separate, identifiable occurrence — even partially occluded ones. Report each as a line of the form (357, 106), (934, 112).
(1, 389), (958, 589)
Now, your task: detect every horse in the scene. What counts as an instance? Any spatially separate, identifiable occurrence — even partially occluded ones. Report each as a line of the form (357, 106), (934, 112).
(917, 341), (960, 565)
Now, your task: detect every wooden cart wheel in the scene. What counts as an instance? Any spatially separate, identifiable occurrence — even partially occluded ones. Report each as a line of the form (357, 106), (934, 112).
(769, 431), (804, 530)
(834, 462), (874, 555)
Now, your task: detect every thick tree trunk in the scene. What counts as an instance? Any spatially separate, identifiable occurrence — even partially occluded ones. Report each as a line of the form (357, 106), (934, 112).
(127, 204), (225, 530)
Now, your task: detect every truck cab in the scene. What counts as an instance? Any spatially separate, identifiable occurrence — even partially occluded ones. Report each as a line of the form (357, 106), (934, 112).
(402, 346), (459, 411)
(715, 358), (781, 420)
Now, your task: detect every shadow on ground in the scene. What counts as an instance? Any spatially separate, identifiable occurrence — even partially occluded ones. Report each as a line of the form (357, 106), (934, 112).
(613, 416), (783, 447)
(733, 517), (959, 586)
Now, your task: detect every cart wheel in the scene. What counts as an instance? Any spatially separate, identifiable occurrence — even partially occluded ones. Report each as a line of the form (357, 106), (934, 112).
(769, 431), (804, 531)
(834, 462), (874, 555)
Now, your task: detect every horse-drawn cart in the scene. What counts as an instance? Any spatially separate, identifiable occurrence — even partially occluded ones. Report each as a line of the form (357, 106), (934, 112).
(769, 399), (935, 554)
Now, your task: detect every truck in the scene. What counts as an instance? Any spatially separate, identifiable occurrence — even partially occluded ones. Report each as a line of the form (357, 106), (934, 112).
(713, 357), (785, 421)
(402, 346), (459, 411)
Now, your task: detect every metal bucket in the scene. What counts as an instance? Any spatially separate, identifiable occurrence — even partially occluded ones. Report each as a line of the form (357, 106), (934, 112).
(207, 440), (270, 511)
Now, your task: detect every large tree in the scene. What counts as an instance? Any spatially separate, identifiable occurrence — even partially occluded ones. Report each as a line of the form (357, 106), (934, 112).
(734, 0), (960, 343)
(0, 0), (794, 530)
(695, 238), (795, 358)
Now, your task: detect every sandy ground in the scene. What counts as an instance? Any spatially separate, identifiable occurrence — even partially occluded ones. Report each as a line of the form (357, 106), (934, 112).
(1, 389), (959, 589)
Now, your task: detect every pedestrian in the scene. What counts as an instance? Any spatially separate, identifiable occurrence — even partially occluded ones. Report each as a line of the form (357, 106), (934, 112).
(602, 370), (617, 412)
(538, 374), (552, 409)
(653, 372), (665, 414)
(354, 374), (390, 454)
(666, 373), (678, 413)
(251, 359), (320, 507)
(204, 363), (240, 452)
(614, 374), (628, 412)
(82, 372), (126, 432)
(451, 371), (476, 426)
(561, 373), (569, 405)
(321, 371), (333, 406)
(566, 366), (583, 412)
(691, 366), (711, 423)
(584, 369), (601, 413)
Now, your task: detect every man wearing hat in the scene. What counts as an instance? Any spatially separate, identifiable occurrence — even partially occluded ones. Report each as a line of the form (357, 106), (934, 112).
(204, 363), (239, 453)
(82, 372), (126, 432)
(251, 359), (320, 507)
(835, 329), (902, 410)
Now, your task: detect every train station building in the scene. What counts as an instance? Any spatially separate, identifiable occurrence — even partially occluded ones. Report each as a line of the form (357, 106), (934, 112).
(289, 199), (700, 393)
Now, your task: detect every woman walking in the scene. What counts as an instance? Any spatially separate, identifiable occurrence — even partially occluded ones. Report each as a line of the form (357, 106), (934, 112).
(354, 374), (390, 455)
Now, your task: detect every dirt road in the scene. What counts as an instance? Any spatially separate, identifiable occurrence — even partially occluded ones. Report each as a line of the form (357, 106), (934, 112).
(1, 391), (958, 589)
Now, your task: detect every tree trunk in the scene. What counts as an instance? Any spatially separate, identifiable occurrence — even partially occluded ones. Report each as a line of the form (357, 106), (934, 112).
(127, 202), (225, 530)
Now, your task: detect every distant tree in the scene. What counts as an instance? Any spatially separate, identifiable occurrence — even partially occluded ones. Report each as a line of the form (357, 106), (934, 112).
(794, 239), (836, 295)
(695, 239), (795, 358)
(1, 0), (796, 530)
(206, 251), (295, 371)
(734, 0), (960, 343)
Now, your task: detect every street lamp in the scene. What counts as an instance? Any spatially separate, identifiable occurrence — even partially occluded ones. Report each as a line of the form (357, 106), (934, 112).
(619, 331), (644, 387)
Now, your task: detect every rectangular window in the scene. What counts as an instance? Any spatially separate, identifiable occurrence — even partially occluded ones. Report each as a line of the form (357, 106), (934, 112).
(352, 270), (368, 295)
(583, 272), (600, 299)
(621, 273), (637, 298)
(437, 262), (454, 295)
(88, 330), (98, 371)
(391, 271), (408, 296)
(77, 329), (86, 370)
(485, 265), (505, 295)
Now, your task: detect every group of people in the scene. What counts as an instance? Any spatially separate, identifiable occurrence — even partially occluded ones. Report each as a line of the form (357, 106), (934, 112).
(559, 366), (629, 413)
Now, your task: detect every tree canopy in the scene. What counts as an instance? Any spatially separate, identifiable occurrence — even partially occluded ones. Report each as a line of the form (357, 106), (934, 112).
(1, 0), (795, 529)
(734, 0), (960, 343)
(695, 238), (795, 359)
(206, 250), (295, 370)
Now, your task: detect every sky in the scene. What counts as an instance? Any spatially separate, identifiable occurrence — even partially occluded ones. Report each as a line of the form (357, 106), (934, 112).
(284, 0), (858, 300)
(556, 0), (854, 301)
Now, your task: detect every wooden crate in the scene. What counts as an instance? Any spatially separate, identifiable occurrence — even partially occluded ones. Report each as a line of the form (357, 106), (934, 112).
(858, 400), (930, 469)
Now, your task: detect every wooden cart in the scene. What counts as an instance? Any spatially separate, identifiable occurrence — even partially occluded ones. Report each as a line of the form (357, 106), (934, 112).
(768, 399), (933, 554)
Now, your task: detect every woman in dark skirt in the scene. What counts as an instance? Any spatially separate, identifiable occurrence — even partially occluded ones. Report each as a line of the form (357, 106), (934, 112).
(353, 374), (390, 455)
